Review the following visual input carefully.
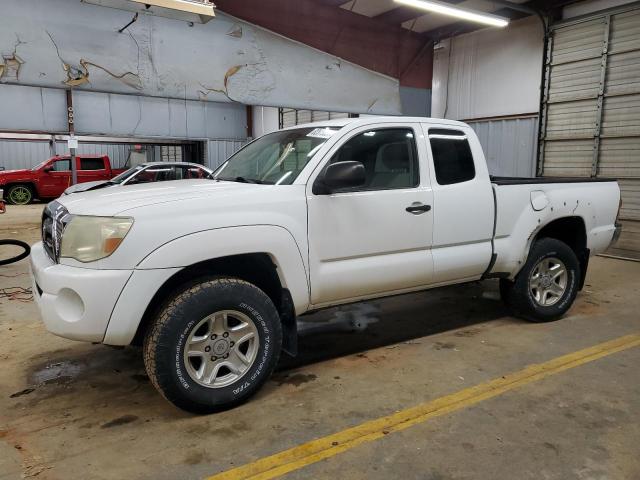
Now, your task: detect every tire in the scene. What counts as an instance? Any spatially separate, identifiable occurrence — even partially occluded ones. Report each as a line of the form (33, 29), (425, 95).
(143, 277), (282, 413)
(6, 184), (33, 205)
(500, 238), (580, 322)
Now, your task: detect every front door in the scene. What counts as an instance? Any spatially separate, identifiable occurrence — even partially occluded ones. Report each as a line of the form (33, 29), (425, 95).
(307, 125), (434, 306)
(39, 158), (72, 198)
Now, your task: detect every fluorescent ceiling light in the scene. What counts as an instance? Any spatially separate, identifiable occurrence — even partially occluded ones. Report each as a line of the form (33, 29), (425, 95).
(395, 0), (509, 27)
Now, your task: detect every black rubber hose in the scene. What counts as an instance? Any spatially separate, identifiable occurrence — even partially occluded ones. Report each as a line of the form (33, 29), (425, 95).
(0, 239), (31, 266)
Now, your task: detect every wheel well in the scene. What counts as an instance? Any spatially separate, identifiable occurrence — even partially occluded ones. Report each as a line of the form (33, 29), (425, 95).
(5, 182), (35, 192)
(535, 216), (586, 253)
(534, 216), (589, 289)
(131, 253), (297, 351)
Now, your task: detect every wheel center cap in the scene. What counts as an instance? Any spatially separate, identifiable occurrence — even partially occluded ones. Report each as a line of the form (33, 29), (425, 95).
(212, 338), (230, 356)
(541, 275), (552, 288)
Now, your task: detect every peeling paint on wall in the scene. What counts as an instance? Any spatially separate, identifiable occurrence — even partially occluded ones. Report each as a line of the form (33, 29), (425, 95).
(1, 0), (401, 114)
(0, 34), (26, 81)
(46, 31), (142, 89)
(0, 54), (23, 81)
(68, 59), (142, 89)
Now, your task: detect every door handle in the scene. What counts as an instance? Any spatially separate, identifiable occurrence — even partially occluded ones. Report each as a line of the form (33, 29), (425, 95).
(406, 203), (431, 214)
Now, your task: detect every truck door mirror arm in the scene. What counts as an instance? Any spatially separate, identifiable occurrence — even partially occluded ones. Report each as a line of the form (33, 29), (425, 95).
(312, 160), (366, 195)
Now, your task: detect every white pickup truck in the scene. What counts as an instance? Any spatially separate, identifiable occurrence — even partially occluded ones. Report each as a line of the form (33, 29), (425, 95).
(30, 117), (622, 412)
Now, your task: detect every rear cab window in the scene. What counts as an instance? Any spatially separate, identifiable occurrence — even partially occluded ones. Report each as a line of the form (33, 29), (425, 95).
(80, 158), (106, 170)
(428, 128), (475, 185)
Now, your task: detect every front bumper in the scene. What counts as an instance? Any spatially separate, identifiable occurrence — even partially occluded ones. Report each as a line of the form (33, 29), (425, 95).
(30, 242), (133, 342)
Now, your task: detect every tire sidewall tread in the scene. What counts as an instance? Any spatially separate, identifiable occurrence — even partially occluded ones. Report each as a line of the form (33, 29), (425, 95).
(143, 277), (282, 413)
(505, 238), (580, 322)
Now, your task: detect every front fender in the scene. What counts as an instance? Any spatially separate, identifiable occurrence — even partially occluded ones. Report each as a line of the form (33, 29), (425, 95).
(136, 225), (310, 313)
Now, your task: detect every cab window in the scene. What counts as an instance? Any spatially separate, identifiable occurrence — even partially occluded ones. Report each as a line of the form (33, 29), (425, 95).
(51, 159), (71, 171)
(429, 130), (475, 185)
(181, 166), (208, 179)
(129, 166), (176, 184)
(328, 128), (419, 191)
(80, 158), (105, 170)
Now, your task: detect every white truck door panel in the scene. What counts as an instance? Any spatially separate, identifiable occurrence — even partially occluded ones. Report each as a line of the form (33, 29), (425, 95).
(307, 125), (434, 305)
(422, 125), (495, 283)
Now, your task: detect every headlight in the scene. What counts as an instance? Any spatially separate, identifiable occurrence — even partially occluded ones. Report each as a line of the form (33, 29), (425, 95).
(60, 216), (133, 263)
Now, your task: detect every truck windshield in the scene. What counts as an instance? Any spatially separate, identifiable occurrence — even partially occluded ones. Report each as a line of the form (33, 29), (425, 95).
(31, 159), (56, 171)
(213, 127), (340, 185)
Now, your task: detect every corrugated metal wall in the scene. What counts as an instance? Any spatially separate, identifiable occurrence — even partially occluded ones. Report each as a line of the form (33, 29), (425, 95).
(468, 116), (538, 177)
(0, 138), (247, 171)
(279, 109), (350, 129)
(431, 17), (543, 120)
(539, 5), (640, 258)
(0, 84), (249, 171)
(0, 85), (247, 141)
(0, 141), (53, 171)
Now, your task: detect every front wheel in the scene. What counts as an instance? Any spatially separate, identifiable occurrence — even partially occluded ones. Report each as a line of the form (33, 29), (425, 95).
(143, 277), (282, 413)
(6, 185), (33, 205)
(500, 238), (580, 322)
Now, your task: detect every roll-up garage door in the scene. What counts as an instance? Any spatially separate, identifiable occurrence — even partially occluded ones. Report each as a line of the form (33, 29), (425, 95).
(539, 5), (640, 259)
(279, 108), (351, 129)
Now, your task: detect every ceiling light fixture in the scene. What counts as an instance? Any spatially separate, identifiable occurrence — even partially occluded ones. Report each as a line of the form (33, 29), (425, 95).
(395, 0), (509, 27)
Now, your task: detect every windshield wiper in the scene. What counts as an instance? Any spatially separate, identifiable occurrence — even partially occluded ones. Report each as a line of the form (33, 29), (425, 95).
(216, 176), (272, 184)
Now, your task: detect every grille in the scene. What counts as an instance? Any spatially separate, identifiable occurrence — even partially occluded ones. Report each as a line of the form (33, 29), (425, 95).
(42, 201), (70, 263)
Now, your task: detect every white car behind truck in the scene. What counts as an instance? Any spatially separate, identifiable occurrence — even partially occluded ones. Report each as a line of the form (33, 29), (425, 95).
(30, 117), (622, 412)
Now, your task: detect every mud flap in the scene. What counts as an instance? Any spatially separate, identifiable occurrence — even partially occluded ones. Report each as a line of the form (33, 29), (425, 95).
(280, 289), (298, 357)
(577, 248), (590, 290)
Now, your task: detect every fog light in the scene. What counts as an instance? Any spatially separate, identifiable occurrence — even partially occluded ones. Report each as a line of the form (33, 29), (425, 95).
(55, 288), (85, 323)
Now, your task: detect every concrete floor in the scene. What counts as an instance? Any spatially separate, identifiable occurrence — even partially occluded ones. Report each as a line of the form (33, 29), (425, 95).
(1, 204), (639, 480)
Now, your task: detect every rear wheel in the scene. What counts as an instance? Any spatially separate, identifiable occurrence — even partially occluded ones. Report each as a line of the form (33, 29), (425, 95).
(6, 185), (33, 205)
(143, 277), (282, 413)
(500, 238), (580, 322)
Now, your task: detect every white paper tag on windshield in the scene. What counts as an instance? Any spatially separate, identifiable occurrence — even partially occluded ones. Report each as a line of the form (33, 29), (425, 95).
(306, 128), (334, 139)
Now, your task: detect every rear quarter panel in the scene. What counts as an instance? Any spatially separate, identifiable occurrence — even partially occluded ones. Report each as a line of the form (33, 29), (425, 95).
(493, 181), (620, 277)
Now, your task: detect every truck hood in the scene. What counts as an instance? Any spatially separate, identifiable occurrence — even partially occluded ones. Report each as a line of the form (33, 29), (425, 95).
(0, 168), (31, 180)
(57, 179), (261, 216)
(63, 180), (109, 195)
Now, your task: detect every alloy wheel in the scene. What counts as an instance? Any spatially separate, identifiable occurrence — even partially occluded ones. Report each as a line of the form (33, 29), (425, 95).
(183, 310), (259, 388)
(529, 257), (568, 307)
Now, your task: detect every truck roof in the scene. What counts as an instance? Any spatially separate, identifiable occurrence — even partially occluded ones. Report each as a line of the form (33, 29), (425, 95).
(284, 116), (469, 131)
(53, 154), (107, 159)
(140, 162), (207, 167)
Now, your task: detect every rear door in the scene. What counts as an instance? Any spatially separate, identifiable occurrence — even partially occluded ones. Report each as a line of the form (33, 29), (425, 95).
(307, 123), (434, 306)
(422, 125), (495, 283)
(77, 157), (110, 183)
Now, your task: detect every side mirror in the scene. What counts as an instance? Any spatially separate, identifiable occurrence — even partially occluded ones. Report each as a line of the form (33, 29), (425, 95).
(43, 166), (53, 173)
(313, 161), (366, 195)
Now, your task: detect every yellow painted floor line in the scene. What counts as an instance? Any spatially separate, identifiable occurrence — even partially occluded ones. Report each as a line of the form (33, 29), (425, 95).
(206, 333), (640, 480)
